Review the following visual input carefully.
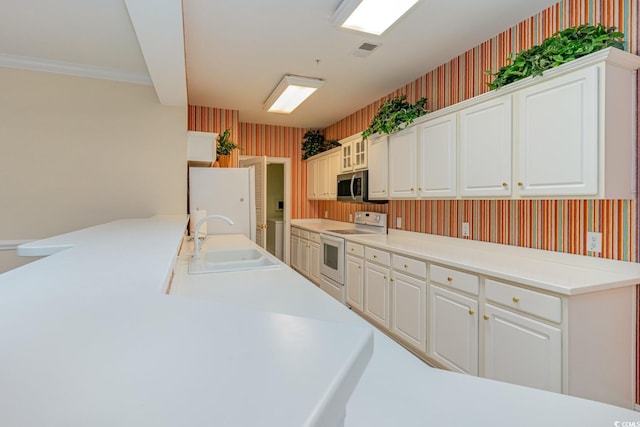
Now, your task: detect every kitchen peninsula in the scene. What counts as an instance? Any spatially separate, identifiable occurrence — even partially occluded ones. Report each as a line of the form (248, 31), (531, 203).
(2, 216), (640, 426)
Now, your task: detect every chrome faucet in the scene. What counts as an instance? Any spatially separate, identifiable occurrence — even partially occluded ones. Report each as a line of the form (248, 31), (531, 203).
(192, 214), (234, 260)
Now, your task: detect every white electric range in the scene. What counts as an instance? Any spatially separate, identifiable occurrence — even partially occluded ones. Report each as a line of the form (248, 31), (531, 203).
(319, 212), (387, 304)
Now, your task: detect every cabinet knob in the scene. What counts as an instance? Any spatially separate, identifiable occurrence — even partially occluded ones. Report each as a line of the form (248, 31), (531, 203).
(383, 275), (387, 280)
(502, 182), (508, 187)
(512, 296), (520, 303)
(418, 187), (422, 191)
(350, 248), (354, 251)
(517, 182), (523, 187)
(390, 278), (395, 282)
(373, 255), (377, 259)
(447, 277), (453, 282)
(410, 188), (414, 191)
(469, 310), (475, 316)
(483, 315), (490, 321)
(358, 266), (361, 269)
(404, 264), (408, 269)
(383, 189), (386, 193)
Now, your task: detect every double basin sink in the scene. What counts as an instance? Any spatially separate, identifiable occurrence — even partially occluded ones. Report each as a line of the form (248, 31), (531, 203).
(188, 247), (282, 275)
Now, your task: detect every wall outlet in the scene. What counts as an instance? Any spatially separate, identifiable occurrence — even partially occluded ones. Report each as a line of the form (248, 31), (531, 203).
(348, 213), (353, 222)
(587, 231), (602, 253)
(396, 217), (402, 228)
(324, 211), (329, 219)
(462, 222), (470, 237)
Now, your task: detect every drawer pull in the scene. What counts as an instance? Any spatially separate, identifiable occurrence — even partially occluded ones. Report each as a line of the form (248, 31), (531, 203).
(502, 182), (508, 187)
(358, 266), (361, 269)
(410, 188), (414, 191)
(447, 277), (453, 282)
(350, 248), (354, 251)
(373, 254), (378, 259)
(512, 296), (520, 303)
(404, 264), (408, 269)
(483, 315), (490, 320)
(469, 310), (475, 316)
(517, 182), (523, 187)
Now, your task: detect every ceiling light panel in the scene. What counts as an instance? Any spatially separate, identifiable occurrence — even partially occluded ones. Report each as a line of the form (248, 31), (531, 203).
(264, 75), (324, 114)
(333, 0), (420, 36)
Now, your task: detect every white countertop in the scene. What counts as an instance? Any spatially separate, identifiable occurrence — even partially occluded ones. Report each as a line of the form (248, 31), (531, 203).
(292, 220), (640, 295)
(3, 216), (639, 426)
(174, 232), (640, 425)
(0, 216), (373, 427)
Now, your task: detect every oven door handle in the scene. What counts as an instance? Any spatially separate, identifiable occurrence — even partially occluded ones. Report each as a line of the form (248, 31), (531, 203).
(320, 234), (344, 246)
(350, 174), (356, 201)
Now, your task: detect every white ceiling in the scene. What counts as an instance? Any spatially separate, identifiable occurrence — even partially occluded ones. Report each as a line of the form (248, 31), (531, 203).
(1, 0), (559, 129)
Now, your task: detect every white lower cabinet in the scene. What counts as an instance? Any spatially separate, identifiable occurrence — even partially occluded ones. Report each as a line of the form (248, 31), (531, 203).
(390, 271), (426, 351)
(290, 235), (300, 270)
(364, 261), (391, 328)
(429, 285), (478, 375)
(308, 241), (320, 284)
(483, 303), (562, 393)
(345, 254), (364, 311)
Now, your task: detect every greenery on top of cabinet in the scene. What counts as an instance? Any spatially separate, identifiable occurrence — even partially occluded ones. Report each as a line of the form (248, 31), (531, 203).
(362, 95), (428, 140)
(485, 24), (624, 90)
(301, 130), (340, 160)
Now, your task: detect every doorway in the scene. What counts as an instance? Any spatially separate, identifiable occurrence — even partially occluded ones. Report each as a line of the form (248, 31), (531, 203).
(239, 156), (291, 264)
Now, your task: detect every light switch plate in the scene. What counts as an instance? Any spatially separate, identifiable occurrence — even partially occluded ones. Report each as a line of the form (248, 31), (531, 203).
(587, 232), (602, 253)
(349, 213), (353, 222)
(462, 222), (470, 237)
(324, 211), (328, 219)
(396, 217), (402, 228)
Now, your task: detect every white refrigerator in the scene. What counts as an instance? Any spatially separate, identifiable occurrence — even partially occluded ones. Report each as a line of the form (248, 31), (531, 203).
(188, 167), (256, 241)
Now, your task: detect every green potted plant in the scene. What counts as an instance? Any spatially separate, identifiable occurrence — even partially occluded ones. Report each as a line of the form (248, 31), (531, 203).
(485, 24), (624, 90)
(216, 128), (238, 167)
(361, 95), (428, 140)
(301, 129), (325, 160)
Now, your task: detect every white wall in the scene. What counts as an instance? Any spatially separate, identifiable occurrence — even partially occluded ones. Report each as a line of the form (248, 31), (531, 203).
(0, 68), (187, 272)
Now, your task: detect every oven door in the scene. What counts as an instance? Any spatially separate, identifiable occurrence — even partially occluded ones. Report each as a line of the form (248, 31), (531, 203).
(320, 234), (345, 285)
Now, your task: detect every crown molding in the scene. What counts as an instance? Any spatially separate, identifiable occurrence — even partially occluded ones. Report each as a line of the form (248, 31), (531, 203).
(0, 54), (152, 86)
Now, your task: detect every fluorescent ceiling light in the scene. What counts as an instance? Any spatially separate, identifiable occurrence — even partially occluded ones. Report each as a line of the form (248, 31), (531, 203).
(264, 75), (324, 114)
(332, 0), (420, 36)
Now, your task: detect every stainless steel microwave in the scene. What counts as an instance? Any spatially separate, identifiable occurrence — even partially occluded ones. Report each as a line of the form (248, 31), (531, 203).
(337, 170), (385, 203)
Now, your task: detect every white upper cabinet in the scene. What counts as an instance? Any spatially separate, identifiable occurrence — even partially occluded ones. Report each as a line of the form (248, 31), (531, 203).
(389, 126), (418, 199)
(417, 113), (457, 198)
(459, 95), (512, 197)
(367, 134), (389, 200)
(306, 148), (340, 200)
(340, 133), (367, 173)
(363, 48), (640, 201)
(516, 67), (598, 196)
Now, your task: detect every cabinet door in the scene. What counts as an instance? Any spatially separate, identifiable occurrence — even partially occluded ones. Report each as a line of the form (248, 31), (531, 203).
(389, 127), (418, 199)
(299, 239), (310, 277)
(391, 271), (426, 351)
(516, 67), (598, 197)
(341, 141), (353, 172)
(364, 261), (390, 328)
(319, 156), (330, 199)
(327, 151), (340, 199)
(367, 135), (389, 199)
(429, 285), (478, 375)
(418, 113), (457, 198)
(345, 254), (364, 311)
(308, 241), (321, 284)
(353, 137), (367, 169)
(460, 95), (512, 197)
(484, 303), (561, 393)
(291, 235), (300, 270)
(306, 159), (318, 200)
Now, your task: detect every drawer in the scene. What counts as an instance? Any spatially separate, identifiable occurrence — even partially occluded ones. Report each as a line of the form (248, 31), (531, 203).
(291, 227), (300, 237)
(346, 241), (364, 257)
(308, 232), (320, 243)
(430, 264), (479, 296)
(392, 254), (426, 279)
(485, 279), (562, 323)
(365, 247), (391, 266)
(298, 229), (310, 240)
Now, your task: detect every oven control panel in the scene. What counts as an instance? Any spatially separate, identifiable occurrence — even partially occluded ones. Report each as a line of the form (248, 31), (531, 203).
(354, 211), (387, 231)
